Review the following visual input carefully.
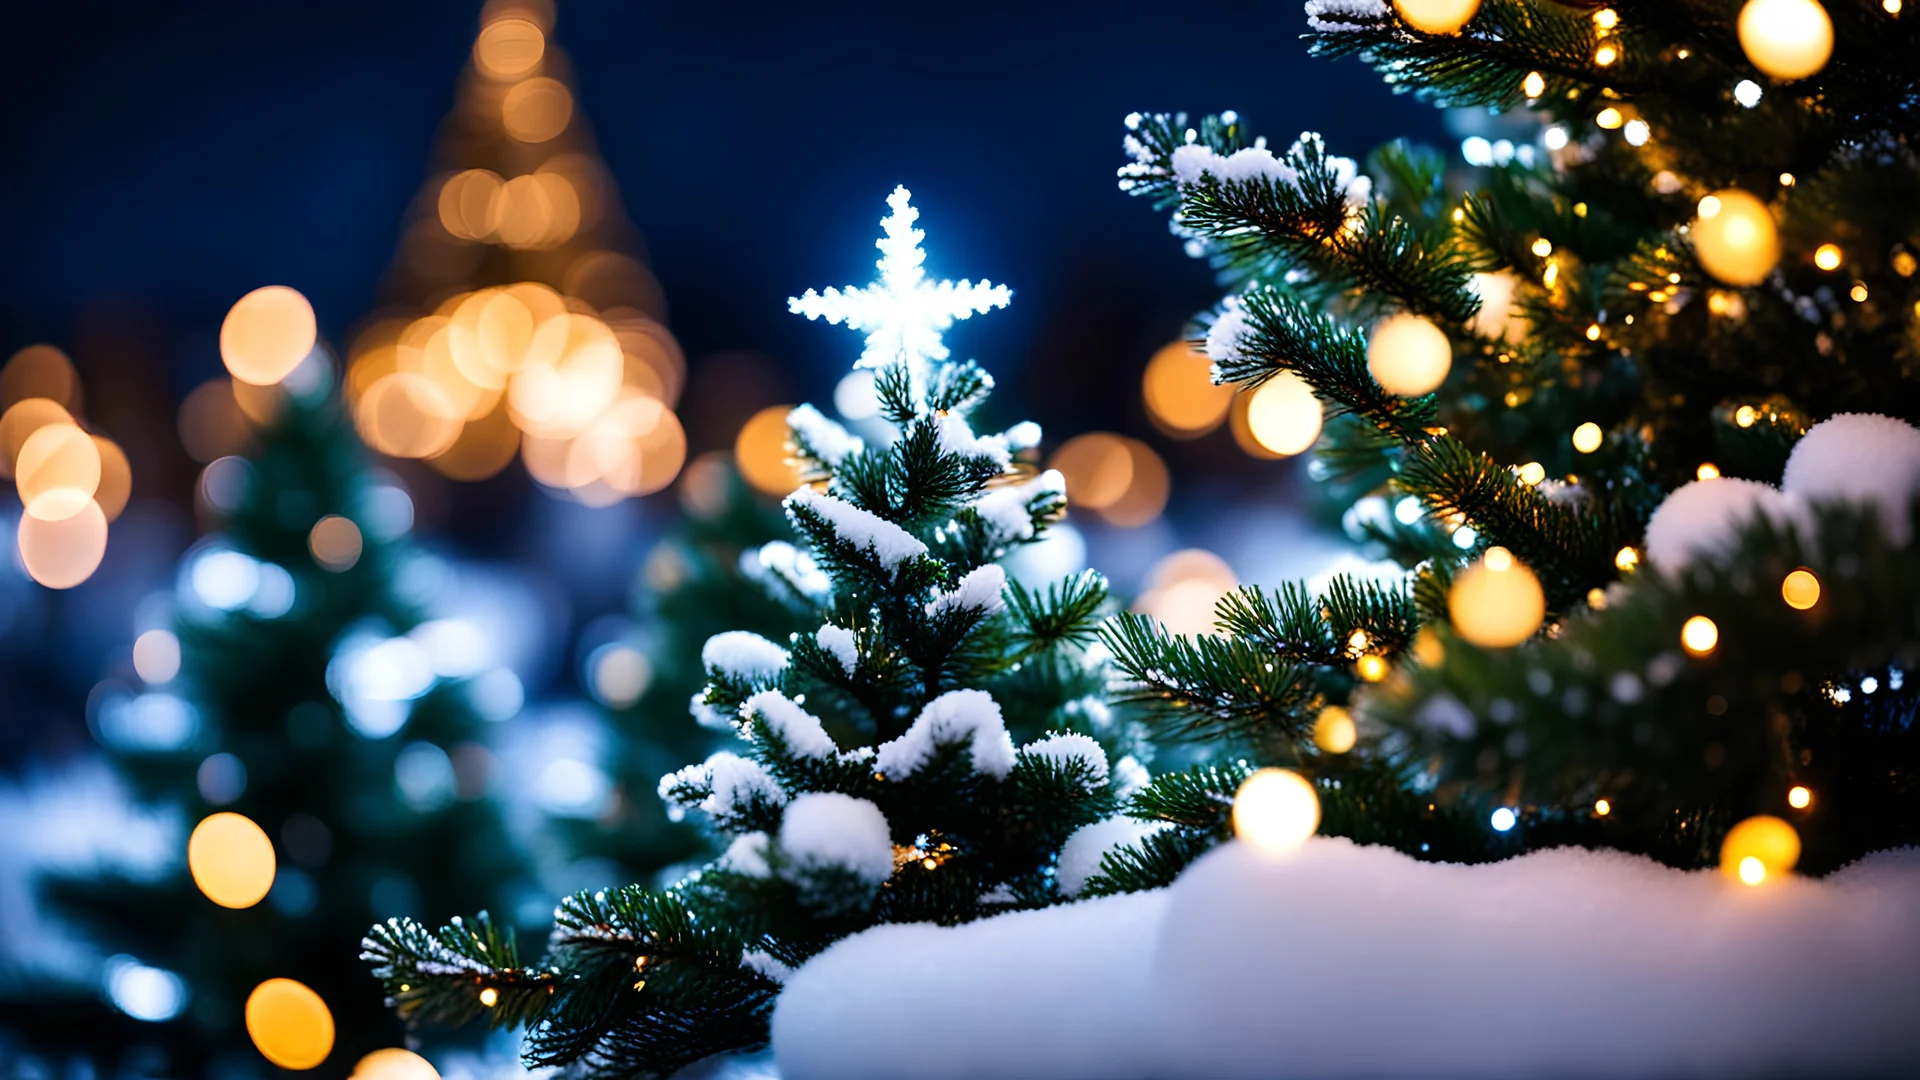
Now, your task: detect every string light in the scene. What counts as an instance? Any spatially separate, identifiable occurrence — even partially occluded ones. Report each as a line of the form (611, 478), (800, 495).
(1737, 0), (1834, 81)
(1888, 0), (1903, 12)
(1595, 107), (1624, 130)
(1781, 568), (1821, 609)
(1393, 0), (1482, 35)
(1232, 769), (1322, 853)
(1594, 7), (1619, 30)
(1595, 799), (1612, 816)
(1697, 462), (1721, 480)
(1779, 172), (1795, 187)
(1517, 461), (1546, 485)
(1313, 706), (1357, 753)
(1814, 243), (1842, 271)
(1735, 405), (1758, 427)
(1850, 283), (1868, 302)
(1355, 654), (1390, 682)
(1449, 546), (1546, 648)
(1594, 43), (1619, 66)
(1572, 422), (1603, 453)
(1490, 807), (1518, 832)
(1530, 238), (1553, 257)
(1692, 190), (1780, 286)
(1894, 251), (1918, 277)
(1719, 814), (1801, 886)
(1584, 323), (1602, 341)
(1241, 371), (1323, 456)
(479, 987), (500, 1007)
(221, 286), (317, 387)
(352, 1048), (442, 1080)
(1681, 615), (1719, 656)
(1787, 785), (1812, 810)
(1615, 546), (1640, 572)
(246, 979), (335, 1070)
(1623, 119), (1650, 146)
(1366, 313), (1453, 396)
(1587, 586), (1608, 609)
(1522, 71), (1545, 98)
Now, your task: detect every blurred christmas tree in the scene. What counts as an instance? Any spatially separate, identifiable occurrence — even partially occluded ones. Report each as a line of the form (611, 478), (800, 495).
(13, 288), (539, 1077)
(1096, 0), (1920, 890)
(363, 186), (1135, 1078)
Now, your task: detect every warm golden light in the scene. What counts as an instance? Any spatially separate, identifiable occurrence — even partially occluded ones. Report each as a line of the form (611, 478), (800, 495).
(0, 398), (74, 480)
(1572, 422), (1603, 453)
(1595, 799), (1612, 816)
(1, 345), (81, 412)
(1393, 0), (1481, 35)
(1696, 462), (1721, 480)
(1051, 432), (1135, 512)
(502, 77), (573, 143)
(309, 515), (364, 572)
(1787, 785), (1812, 810)
(439, 169), (505, 241)
(177, 379), (254, 464)
(246, 978), (335, 1070)
(1448, 547), (1546, 648)
(1366, 313), (1452, 397)
(1720, 813), (1800, 885)
(1355, 654), (1389, 682)
(1781, 568), (1820, 609)
(1681, 615), (1719, 655)
(351, 1048), (441, 1080)
(1594, 43), (1619, 66)
(1530, 237), (1554, 257)
(1517, 461), (1546, 486)
(1522, 71), (1545, 98)
(1243, 371), (1323, 456)
(188, 812), (276, 909)
(474, 17), (545, 79)
(1133, 549), (1236, 635)
(507, 313), (621, 436)
(1813, 243), (1842, 271)
(1691, 189), (1779, 286)
(1313, 706), (1358, 753)
(1850, 283), (1868, 302)
(1615, 546), (1640, 572)
(356, 373), (463, 459)
(1595, 7), (1619, 29)
(429, 400), (521, 482)
(1142, 340), (1233, 438)
(1735, 405), (1758, 427)
(221, 286), (317, 387)
(1232, 768), (1322, 853)
(15, 422), (101, 521)
(16, 499), (108, 589)
(1595, 107), (1625, 129)
(1737, 0), (1834, 80)
(735, 404), (804, 496)
(479, 987), (500, 1008)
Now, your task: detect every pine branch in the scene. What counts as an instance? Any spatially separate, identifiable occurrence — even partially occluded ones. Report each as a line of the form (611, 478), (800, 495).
(362, 913), (555, 1032)
(1102, 613), (1322, 755)
(1005, 570), (1109, 658)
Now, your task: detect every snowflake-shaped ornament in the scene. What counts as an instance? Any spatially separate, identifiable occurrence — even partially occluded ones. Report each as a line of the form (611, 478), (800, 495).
(788, 185), (1010, 374)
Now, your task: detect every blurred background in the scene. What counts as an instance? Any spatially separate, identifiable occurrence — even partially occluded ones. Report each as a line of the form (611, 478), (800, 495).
(0, 0), (1440, 1075)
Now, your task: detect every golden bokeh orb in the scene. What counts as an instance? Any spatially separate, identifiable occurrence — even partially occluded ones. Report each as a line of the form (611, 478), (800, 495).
(246, 978), (335, 1070)
(0, 345), (81, 412)
(15, 421), (102, 521)
(1366, 313), (1452, 397)
(1737, 0), (1833, 81)
(1719, 813), (1800, 886)
(1681, 614), (1719, 655)
(188, 811), (276, 909)
(1133, 548), (1236, 635)
(1572, 422), (1603, 454)
(1787, 785), (1812, 810)
(1691, 190), (1779, 287)
(1242, 371), (1323, 457)
(308, 515), (365, 573)
(1781, 568), (1820, 610)
(1394, 0), (1481, 35)
(734, 404), (804, 496)
(1313, 706), (1357, 753)
(1232, 768), (1322, 854)
(0, 398), (74, 481)
(16, 498), (108, 589)
(1448, 546), (1546, 648)
(502, 77), (573, 143)
(221, 286), (317, 387)
(1049, 432), (1134, 512)
(352, 1048), (441, 1080)
(1142, 340), (1233, 438)
(474, 17), (545, 79)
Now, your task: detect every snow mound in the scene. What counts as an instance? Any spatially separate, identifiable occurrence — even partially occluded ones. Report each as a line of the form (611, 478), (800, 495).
(874, 689), (1016, 780)
(1056, 816), (1165, 898)
(777, 792), (892, 887)
(1642, 478), (1806, 572)
(1018, 733), (1109, 791)
(787, 404), (863, 467)
(773, 890), (1170, 1080)
(701, 631), (790, 681)
(973, 470), (1064, 544)
(773, 838), (1920, 1078)
(926, 563), (1006, 619)
(1781, 412), (1920, 545)
(744, 690), (837, 760)
(814, 624), (857, 675)
(785, 489), (928, 575)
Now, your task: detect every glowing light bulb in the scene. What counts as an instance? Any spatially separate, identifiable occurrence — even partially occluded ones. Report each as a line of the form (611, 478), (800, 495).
(1720, 813), (1800, 885)
(1522, 71), (1545, 98)
(351, 1048), (441, 1080)
(1697, 462), (1721, 480)
(1615, 546), (1640, 572)
(221, 286), (317, 387)
(1232, 768), (1321, 854)
(1782, 568), (1820, 610)
(1594, 7), (1619, 30)
(188, 812), (276, 909)
(479, 987), (499, 1007)
(1490, 807), (1517, 832)
(1530, 237), (1554, 257)
(1355, 654), (1389, 682)
(1572, 422), (1603, 453)
(246, 979), (333, 1069)
(1681, 615), (1719, 655)
(1814, 243), (1842, 271)
(1595, 107), (1624, 129)
(1313, 706), (1357, 753)
(1366, 313), (1452, 397)
(1735, 405), (1758, 427)
(1243, 371), (1323, 456)
(1737, 0), (1834, 81)
(1594, 43), (1619, 66)
(1692, 189), (1779, 286)
(1787, 785), (1812, 810)
(1393, 0), (1481, 35)
(1595, 799), (1612, 816)
(1449, 547), (1546, 648)
(1517, 461), (1546, 485)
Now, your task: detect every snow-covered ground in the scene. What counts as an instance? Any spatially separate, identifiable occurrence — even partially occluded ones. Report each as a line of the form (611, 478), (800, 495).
(772, 838), (1920, 1078)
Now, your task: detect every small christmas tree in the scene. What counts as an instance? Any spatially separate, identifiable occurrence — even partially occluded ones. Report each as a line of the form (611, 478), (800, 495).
(28, 339), (537, 1074)
(363, 186), (1127, 1078)
(1092, 0), (1920, 890)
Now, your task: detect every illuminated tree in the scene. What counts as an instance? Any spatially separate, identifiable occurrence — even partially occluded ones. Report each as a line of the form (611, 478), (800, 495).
(364, 186), (1134, 1078)
(1090, 0), (1920, 892)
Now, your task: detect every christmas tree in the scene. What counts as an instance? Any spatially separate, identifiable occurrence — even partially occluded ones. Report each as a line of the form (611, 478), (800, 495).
(21, 291), (538, 1076)
(363, 186), (1129, 1078)
(1093, 0), (1919, 889)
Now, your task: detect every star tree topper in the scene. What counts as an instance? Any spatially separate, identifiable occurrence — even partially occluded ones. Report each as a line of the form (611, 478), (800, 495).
(788, 185), (1011, 373)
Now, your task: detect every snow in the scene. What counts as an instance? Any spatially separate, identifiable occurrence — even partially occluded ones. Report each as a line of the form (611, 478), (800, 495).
(933, 412), (1011, 470)
(660, 752), (786, 820)
(1780, 413), (1920, 545)
(702, 631), (791, 681)
(972, 470), (1066, 544)
(786, 488), (928, 576)
(787, 185), (1011, 374)
(815, 623), (858, 675)
(747, 540), (832, 601)
(787, 404), (864, 467)
(773, 839), (1920, 1078)
(1305, 0), (1389, 32)
(925, 563), (1007, 619)
(777, 792), (894, 887)
(689, 691), (739, 731)
(874, 689), (1017, 781)
(1056, 816), (1166, 898)
(1643, 478), (1808, 572)
(1017, 733), (1109, 791)
(1204, 296), (1252, 367)
(1169, 134), (1369, 212)
(1002, 420), (1042, 451)
(773, 890), (1171, 1080)
(742, 950), (793, 983)
(719, 831), (772, 878)
(745, 690), (838, 760)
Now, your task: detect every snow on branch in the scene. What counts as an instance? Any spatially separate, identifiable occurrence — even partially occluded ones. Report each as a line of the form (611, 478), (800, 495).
(786, 488), (929, 578)
(875, 688), (1017, 780)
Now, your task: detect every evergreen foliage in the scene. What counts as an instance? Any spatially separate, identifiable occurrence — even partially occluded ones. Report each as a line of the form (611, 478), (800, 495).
(1107, 0), (1919, 881)
(12, 383), (536, 1075)
(365, 189), (1127, 1077)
